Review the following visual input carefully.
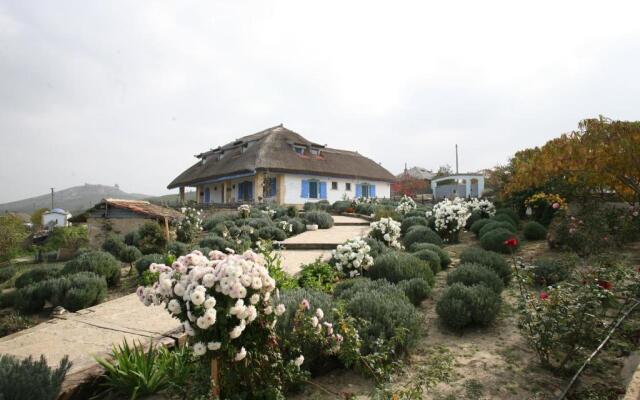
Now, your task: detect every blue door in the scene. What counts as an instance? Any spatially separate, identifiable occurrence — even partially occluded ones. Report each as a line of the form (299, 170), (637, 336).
(204, 188), (211, 204)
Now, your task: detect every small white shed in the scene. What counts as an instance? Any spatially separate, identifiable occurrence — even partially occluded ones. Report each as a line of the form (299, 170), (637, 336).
(42, 208), (72, 228)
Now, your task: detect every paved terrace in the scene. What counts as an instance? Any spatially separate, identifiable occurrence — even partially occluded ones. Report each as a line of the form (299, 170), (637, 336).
(0, 214), (371, 395)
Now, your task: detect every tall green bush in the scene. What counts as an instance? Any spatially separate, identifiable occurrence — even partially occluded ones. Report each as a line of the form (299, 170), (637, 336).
(459, 248), (511, 285)
(0, 354), (71, 400)
(412, 249), (441, 274)
(403, 226), (443, 249)
(523, 221), (547, 240)
(14, 265), (63, 289)
(136, 222), (167, 255)
(304, 211), (334, 229)
(62, 251), (121, 287)
(368, 251), (434, 286)
(480, 228), (519, 254)
(134, 253), (166, 276)
(436, 283), (501, 329)
(446, 263), (504, 293)
(410, 242), (451, 269)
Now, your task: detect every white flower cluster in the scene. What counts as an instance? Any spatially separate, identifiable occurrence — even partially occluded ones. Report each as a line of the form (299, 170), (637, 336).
(261, 208), (276, 219)
(137, 249), (286, 362)
(466, 198), (496, 218)
(426, 198), (471, 241)
(354, 197), (378, 205)
(331, 237), (374, 277)
(369, 217), (402, 249)
(277, 220), (293, 234)
(395, 195), (417, 215)
(176, 207), (203, 232)
(237, 204), (251, 218)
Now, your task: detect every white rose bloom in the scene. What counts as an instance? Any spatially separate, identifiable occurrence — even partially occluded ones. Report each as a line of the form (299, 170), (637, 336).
(207, 341), (222, 351)
(311, 316), (319, 327)
(193, 342), (207, 356)
(202, 273), (215, 288)
(174, 283), (185, 297)
(234, 347), (247, 361)
(190, 290), (205, 306)
(315, 308), (324, 320)
(249, 293), (260, 304)
(275, 304), (286, 316)
(203, 296), (216, 309)
(264, 306), (273, 315)
(294, 355), (304, 367)
(167, 299), (181, 315)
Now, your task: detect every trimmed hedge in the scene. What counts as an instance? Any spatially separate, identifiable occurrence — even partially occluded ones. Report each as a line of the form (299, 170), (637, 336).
(167, 241), (189, 257)
(459, 248), (511, 285)
(410, 243), (451, 269)
(101, 235), (126, 258)
(257, 226), (287, 241)
(436, 283), (501, 329)
(403, 226), (443, 249)
(492, 213), (518, 228)
(531, 257), (571, 286)
(331, 200), (352, 213)
(495, 208), (520, 225)
(400, 217), (428, 235)
(523, 221), (547, 241)
(198, 235), (235, 252)
(470, 218), (492, 236)
(412, 249), (441, 274)
(15, 272), (107, 313)
(480, 228), (519, 254)
(134, 253), (165, 276)
(446, 263), (504, 293)
(396, 278), (432, 305)
(14, 266), (62, 289)
(62, 251), (121, 287)
(478, 221), (516, 239)
(368, 251), (435, 286)
(304, 211), (334, 229)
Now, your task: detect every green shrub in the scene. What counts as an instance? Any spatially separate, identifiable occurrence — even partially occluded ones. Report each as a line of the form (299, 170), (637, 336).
(397, 278), (432, 305)
(363, 238), (388, 258)
(446, 263), (504, 293)
(14, 266), (62, 289)
(278, 287), (335, 334)
(332, 200), (352, 213)
(495, 208), (520, 225)
(0, 266), (17, 284)
(62, 251), (121, 287)
(478, 221), (516, 239)
(373, 206), (400, 221)
(304, 211), (334, 229)
(531, 257), (573, 286)
(410, 243), (451, 269)
(523, 221), (547, 241)
(54, 272), (108, 311)
(465, 210), (484, 229)
(102, 234), (126, 258)
(412, 249), (441, 274)
(198, 234), (235, 252)
(404, 209), (428, 219)
(334, 277), (406, 302)
(119, 245), (142, 265)
(289, 218), (306, 234)
(14, 283), (50, 313)
(240, 218), (271, 230)
(345, 289), (422, 353)
(297, 260), (339, 293)
(470, 218), (492, 236)
(400, 217), (428, 235)
(167, 241), (189, 256)
(124, 230), (141, 246)
(459, 248), (511, 285)
(257, 226), (287, 241)
(286, 205), (298, 218)
(480, 228), (519, 254)
(0, 290), (19, 308)
(368, 251), (434, 286)
(436, 283), (501, 329)
(203, 214), (234, 231)
(492, 213), (518, 228)
(403, 226), (443, 249)
(96, 340), (193, 400)
(0, 354), (71, 400)
(303, 201), (331, 212)
(0, 311), (33, 337)
(134, 253), (166, 276)
(136, 222), (167, 255)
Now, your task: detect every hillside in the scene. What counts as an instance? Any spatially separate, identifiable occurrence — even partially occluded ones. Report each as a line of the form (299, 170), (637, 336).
(145, 191), (197, 206)
(0, 184), (151, 215)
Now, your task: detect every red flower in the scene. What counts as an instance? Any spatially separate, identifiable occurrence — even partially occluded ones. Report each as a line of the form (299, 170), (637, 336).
(504, 238), (519, 248)
(597, 280), (613, 290)
(540, 292), (549, 300)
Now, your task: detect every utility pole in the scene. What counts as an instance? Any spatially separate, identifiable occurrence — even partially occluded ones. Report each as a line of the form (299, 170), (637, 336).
(50, 188), (55, 209)
(455, 144), (459, 174)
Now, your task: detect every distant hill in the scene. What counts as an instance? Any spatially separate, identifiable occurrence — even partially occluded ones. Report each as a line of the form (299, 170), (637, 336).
(145, 191), (196, 207)
(0, 184), (152, 215)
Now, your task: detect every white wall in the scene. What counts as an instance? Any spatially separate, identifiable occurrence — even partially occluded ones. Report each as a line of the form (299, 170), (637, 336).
(283, 173), (391, 205)
(42, 213), (68, 227)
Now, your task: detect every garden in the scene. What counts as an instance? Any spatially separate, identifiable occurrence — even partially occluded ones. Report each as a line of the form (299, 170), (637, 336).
(1, 116), (639, 400)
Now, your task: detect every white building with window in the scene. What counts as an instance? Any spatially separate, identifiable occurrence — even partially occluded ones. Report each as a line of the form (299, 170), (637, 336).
(42, 208), (72, 228)
(168, 125), (394, 206)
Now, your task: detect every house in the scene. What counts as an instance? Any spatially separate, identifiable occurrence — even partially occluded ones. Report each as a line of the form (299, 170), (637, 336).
(42, 208), (72, 228)
(168, 125), (395, 206)
(431, 173), (486, 200)
(84, 198), (183, 247)
(392, 166), (435, 197)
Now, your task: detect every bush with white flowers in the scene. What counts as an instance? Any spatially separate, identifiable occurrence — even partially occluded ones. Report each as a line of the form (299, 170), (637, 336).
(331, 237), (374, 277)
(277, 220), (293, 235)
(426, 197), (471, 243)
(261, 208), (276, 219)
(237, 204), (251, 218)
(369, 218), (402, 249)
(176, 207), (203, 243)
(137, 249), (310, 395)
(395, 195), (417, 215)
(466, 198), (496, 218)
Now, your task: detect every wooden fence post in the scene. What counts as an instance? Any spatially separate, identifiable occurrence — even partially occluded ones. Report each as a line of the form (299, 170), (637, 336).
(211, 358), (220, 398)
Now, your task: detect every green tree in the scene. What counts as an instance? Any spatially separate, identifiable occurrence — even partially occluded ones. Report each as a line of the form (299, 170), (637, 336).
(30, 208), (49, 228)
(0, 214), (28, 262)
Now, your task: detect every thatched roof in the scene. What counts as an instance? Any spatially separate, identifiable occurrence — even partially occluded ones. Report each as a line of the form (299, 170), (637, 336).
(94, 199), (183, 220)
(168, 125), (395, 189)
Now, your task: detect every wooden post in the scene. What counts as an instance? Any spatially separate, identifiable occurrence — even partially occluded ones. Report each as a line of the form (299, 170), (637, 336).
(163, 217), (170, 241)
(179, 187), (185, 204)
(211, 358), (220, 398)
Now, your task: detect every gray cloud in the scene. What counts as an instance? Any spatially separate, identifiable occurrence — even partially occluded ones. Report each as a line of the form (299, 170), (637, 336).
(1, 0), (640, 202)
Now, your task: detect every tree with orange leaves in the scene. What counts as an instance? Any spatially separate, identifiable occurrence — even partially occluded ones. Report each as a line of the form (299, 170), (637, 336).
(505, 116), (640, 204)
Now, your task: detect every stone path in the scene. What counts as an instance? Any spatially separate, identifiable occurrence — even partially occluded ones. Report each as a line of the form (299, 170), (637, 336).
(0, 214), (370, 394)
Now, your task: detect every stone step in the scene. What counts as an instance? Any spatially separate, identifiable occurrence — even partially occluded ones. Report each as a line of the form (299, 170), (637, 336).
(334, 221), (370, 226)
(280, 242), (339, 250)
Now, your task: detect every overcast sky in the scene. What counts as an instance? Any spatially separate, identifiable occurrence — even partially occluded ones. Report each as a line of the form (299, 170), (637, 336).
(1, 1), (639, 203)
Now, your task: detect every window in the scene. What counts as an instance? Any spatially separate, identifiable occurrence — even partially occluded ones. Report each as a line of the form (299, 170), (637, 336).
(301, 180), (327, 199)
(237, 181), (253, 201)
(309, 181), (318, 198)
(310, 148), (320, 156)
(356, 183), (377, 198)
(345, 182), (352, 191)
(331, 181), (338, 190)
(293, 146), (305, 155)
(263, 177), (277, 198)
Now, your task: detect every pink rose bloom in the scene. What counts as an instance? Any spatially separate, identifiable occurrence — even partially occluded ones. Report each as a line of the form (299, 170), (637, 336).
(552, 202), (560, 209)
(209, 250), (226, 260)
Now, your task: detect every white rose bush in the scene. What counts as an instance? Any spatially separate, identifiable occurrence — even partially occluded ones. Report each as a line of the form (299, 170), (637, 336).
(237, 204), (251, 218)
(136, 248), (320, 396)
(331, 237), (374, 277)
(176, 207), (203, 243)
(369, 217), (402, 249)
(395, 195), (417, 215)
(277, 220), (293, 235)
(466, 198), (496, 218)
(426, 197), (471, 243)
